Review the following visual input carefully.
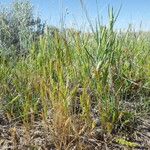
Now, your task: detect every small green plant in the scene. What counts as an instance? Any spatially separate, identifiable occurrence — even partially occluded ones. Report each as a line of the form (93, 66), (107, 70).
(115, 138), (139, 148)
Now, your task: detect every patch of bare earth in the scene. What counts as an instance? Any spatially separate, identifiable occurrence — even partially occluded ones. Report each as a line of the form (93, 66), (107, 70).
(0, 112), (149, 150)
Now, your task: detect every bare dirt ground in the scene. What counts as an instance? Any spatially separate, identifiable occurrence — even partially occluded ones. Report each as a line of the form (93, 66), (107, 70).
(0, 112), (149, 150)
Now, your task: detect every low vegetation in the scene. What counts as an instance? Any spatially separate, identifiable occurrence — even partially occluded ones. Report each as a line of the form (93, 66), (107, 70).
(0, 0), (149, 149)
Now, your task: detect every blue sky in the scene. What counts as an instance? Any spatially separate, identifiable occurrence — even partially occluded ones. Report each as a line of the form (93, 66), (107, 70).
(1, 0), (150, 31)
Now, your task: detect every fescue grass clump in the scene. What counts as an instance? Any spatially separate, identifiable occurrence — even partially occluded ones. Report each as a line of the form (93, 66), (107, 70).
(0, 1), (150, 149)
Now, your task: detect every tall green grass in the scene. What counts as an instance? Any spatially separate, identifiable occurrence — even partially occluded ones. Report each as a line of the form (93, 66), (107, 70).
(0, 5), (150, 149)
